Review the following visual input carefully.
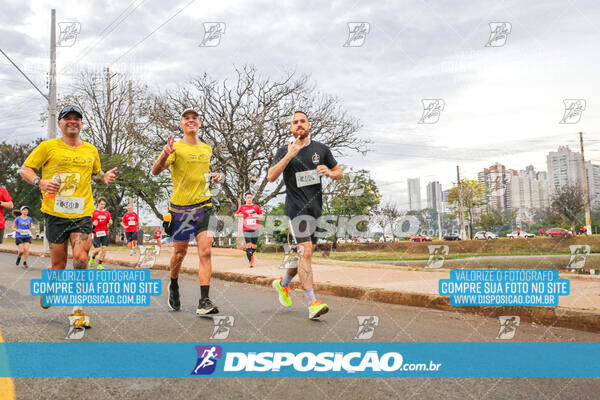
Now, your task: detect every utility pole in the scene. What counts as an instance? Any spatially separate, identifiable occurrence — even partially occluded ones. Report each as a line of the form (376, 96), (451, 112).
(48, 9), (57, 138)
(457, 166), (466, 240)
(106, 67), (112, 124)
(1, 9), (58, 253)
(579, 132), (592, 235)
(45, 9), (57, 253)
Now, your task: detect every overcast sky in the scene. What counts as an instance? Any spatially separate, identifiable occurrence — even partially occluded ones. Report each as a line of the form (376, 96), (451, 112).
(2, 0), (600, 212)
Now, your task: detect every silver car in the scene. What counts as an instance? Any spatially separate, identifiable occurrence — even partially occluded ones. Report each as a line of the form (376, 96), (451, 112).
(506, 231), (535, 238)
(474, 231), (498, 240)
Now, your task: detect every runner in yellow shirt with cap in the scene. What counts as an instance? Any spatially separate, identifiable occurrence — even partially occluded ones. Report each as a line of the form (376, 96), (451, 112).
(152, 108), (222, 316)
(19, 105), (117, 328)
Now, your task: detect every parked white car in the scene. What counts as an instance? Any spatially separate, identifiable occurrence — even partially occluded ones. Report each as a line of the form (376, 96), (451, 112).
(506, 231), (536, 238)
(6, 232), (16, 239)
(474, 231), (498, 240)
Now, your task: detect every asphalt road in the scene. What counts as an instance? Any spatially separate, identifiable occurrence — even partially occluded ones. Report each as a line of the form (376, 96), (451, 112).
(1, 253), (599, 400)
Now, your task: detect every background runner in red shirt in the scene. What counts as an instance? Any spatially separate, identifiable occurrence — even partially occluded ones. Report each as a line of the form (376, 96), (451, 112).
(235, 193), (263, 267)
(154, 227), (162, 246)
(0, 186), (14, 244)
(89, 197), (112, 269)
(121, 204), (139, 255)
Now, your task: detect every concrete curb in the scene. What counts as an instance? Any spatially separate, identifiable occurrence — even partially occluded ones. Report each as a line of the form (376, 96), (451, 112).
(6, 248), (600, 334)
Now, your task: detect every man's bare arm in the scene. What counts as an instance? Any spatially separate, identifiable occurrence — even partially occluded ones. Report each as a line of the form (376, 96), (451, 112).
(328, 165), (343, 180)
(267, 153), (294, 182)
(153, 136), (176, 176)
(19, 165), (60, 193)
(19, 165), (39, 185)
(92, 167), (117, 184)
(0, 200), (13, 210)
(152, 151), (170, 176)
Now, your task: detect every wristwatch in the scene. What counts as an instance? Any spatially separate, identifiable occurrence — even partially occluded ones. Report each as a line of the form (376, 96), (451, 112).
(33, 178), (41, 187)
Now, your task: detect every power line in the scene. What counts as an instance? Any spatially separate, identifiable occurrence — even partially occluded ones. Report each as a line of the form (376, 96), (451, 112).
(64, 0), (148, 71)
(110, 0), (196, 66)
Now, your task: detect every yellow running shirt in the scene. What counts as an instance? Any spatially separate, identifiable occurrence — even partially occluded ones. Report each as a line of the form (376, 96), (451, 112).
(24, 138), (101, 219)
(166, 140), (213, 206)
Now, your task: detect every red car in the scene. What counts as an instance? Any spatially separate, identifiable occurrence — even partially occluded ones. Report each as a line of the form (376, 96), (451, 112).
(546, 228), (574, 238)
(410, 234), (432, 242)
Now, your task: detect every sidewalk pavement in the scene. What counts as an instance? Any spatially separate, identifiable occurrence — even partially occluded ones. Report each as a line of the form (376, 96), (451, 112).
(2, 243), (599, 332)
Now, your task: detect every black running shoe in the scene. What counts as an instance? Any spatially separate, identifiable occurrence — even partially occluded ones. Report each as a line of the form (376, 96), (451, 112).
(16, 256), (21, 266)
(22, 262), (28, 269)
(196, 298), (219, 315)
(168, 282), (181, 311)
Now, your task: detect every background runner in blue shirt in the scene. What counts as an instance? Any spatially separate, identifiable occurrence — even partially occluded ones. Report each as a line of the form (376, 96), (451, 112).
(12, 206), (33, 269)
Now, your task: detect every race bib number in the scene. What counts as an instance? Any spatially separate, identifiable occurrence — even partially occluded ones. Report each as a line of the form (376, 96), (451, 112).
(128, 220), (136, 226)
(95, 230), (107, 238)
(295, 169), (320, 188)
(54, 196), (85, 214)
(20, 229), (32, 236)
(246, 218), (257, 225)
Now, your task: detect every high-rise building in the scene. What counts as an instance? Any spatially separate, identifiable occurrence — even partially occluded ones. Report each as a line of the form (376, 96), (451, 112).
(547, 145), (600, 205)
(441, 189), (451, 213)
(547, 146), (585, 192)
(407, 178), (421, 210)
(589, 164), (600, 207)
(478, 163), (512, 211)
(509, 165), (549, 224)
(426, 181), (442, 211)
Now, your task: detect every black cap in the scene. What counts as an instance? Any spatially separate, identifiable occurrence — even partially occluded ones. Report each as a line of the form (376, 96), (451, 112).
(58, 105), (83, 120)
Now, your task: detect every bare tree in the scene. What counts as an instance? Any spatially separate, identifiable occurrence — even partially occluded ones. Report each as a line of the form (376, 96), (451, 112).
(550, 184), (585, 228)
(376, 201), (402, 242)
(151, 65), (367, 213)
(58, 70), (171, 225)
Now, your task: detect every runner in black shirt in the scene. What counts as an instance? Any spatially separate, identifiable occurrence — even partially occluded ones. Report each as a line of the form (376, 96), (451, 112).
(267, 111), (343, 319)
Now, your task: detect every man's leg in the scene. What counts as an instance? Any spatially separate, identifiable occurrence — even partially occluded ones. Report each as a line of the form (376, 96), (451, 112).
(196, 231), (218, 314)
(197, 231), (212, 286)
(98, 245), (107, 266)
(296, 238), (328, 319)
(0, 228), (4, 244)
(70, 232), (91, 269)
(171, 241), (188, 279)
(50, 241), (69, 269)
(69, 232), (92, 327)
(296, 241), (314, 291)
(167, 241), (188, 311)
(89, 240), (100, 266)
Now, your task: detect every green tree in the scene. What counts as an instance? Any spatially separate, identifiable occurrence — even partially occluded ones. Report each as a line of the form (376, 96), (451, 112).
(477, 209), (516, 231)
(446, 179), (487, 238)
(0, 140), (44, 224)
(267, 202), (289, 243)
(323, 169), (380, 246)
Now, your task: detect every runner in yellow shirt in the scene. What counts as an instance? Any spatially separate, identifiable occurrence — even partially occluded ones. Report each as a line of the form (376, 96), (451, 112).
(19, 105), (117, 327)
(152, 108), (222, 315)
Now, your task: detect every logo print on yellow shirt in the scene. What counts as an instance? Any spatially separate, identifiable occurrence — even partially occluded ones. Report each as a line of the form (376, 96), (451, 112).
(58, 173), (81, 196)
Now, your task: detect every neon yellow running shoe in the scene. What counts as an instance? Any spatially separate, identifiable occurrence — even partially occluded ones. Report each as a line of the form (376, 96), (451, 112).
(88, 257), (95, 267)
(96, 264), (104, 270)
(308, 300), (329, 320)
(69, 309), (91, 329)
(272, 279), (292, 307)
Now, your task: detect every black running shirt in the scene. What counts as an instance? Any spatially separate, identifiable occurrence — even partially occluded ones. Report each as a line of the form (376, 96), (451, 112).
(273, 140), (337, 219)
